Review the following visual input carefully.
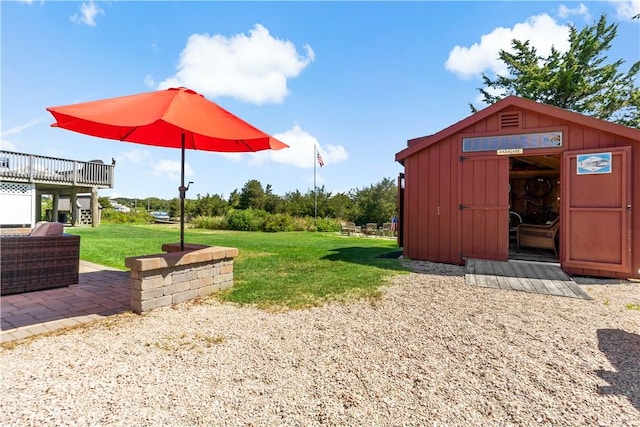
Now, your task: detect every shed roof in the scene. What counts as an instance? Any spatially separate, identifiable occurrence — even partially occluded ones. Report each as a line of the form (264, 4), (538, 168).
(395, 96), (640, 164)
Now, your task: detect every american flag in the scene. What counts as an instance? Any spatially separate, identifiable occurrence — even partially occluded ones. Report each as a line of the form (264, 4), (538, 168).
(317, 151), (324, 167)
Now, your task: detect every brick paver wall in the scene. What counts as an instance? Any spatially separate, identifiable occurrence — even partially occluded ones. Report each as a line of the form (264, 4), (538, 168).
(125, 246), (238, 314)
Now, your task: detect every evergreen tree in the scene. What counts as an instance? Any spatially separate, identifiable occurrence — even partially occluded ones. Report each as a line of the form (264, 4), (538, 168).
(167, 198), (180, 219)
(227, 190), (241, 210)
(283, 190), (310, 217)
(239, 179), (266, 210)
(474, 14), (639, 128)
(351, 178), (398, 226)
(192, 193), (228, 217)
(327, 192), (354, 221)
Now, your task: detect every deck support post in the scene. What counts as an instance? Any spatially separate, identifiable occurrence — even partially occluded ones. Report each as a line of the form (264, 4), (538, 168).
(70, 192), (78, 226)
(91, 187), (100, 227)
(52, 192), (60, 224)
(35, 192), (42, 223)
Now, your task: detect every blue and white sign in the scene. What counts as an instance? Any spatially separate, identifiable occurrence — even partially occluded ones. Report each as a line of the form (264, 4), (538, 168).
(577, 152), (612, 175)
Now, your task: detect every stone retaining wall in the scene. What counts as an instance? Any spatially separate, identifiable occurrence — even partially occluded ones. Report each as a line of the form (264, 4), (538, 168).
(125, 245), (238, 314)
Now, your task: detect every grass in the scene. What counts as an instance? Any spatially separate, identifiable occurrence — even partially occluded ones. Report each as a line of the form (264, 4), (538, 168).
(66, 224), (408, 309)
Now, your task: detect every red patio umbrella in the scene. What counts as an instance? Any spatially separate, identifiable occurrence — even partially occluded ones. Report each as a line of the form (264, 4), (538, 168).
(47, 87), (288, 250)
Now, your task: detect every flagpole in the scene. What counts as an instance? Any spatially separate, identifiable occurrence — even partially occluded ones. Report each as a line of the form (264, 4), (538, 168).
(314, 145), (317, 226)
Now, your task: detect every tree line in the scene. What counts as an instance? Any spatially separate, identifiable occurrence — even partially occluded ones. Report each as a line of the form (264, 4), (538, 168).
(100, 177), (398, 227)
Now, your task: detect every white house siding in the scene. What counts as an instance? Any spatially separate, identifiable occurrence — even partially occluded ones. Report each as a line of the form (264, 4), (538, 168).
(0, 182), (35, 228)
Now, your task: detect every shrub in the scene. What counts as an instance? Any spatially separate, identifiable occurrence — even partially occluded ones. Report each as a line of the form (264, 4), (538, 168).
(264, 213), (295, 232)
(101, 208), (154, 224)
(191, 215), (228, 230)
(316, 217), (341, 232)
(226, 208), (268, 231)
(194, 211), (342, 233)
(292, 216), (314, 231)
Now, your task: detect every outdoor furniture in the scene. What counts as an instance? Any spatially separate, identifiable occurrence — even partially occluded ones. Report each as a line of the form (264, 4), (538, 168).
(516, 217), (559, 258)
(340, 221), (360, 236)
(1, 222), (80, 295)
(381, 222), (392, 237)
(57, 159), (105, 183)
(364, 223), (378, 236)
(80, 159), (107, 183)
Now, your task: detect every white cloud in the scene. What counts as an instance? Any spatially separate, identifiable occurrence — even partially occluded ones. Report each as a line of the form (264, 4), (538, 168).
(265, 124), (348, 168)
(1, 118), (44, 136)
(0, 118), (44, 152)
(222, 124), (348, 169)
(144, 74), (155, 88)
(151, 159), (194, 182)
(320, 144), (348, 165)
(70, 1), (104, 27)
(558, 3), (591, 20)
(214, 152), (244, 163)
(445, 13), (570, 79)
(118, 148), (151, 164)
(471, 85), (505, 110)
(157, 24), (314, 104)
(607, 0), (640, 20)
(0, 139), (17, 151)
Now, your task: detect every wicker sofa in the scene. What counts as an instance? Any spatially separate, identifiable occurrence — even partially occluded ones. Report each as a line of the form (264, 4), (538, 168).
(1, 223), (80, 295)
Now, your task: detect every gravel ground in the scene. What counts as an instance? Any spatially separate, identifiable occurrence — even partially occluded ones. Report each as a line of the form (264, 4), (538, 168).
(1, 259), (639, 426)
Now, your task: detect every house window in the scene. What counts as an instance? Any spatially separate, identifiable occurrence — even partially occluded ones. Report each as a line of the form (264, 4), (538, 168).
(462, 131), (562, 152)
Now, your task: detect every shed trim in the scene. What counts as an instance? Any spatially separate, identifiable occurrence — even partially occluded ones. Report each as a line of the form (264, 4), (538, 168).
(396, 96), (640, 163)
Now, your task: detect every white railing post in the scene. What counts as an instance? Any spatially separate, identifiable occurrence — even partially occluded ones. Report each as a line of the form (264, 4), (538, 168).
(28, 155), (34, 182)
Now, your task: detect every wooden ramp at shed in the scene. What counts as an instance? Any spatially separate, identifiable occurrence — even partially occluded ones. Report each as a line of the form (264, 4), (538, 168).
(465, 258), (591, 300)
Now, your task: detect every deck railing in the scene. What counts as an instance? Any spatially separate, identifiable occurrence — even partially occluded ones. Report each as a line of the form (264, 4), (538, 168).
(0, 151), (114, 188)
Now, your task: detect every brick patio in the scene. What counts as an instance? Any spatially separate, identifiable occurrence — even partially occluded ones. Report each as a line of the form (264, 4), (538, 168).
(1, 261), (130, 343)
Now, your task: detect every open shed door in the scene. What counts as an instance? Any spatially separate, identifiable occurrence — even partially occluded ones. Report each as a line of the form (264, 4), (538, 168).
(459, 156), (509, 261)
(562, 147), (632, 275)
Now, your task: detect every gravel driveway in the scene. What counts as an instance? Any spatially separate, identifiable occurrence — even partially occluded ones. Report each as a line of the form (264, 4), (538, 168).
(1, 260), (639, 426)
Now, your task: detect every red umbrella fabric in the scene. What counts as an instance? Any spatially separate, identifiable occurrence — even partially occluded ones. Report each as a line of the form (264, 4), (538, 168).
(47, 87), (288, 152)
(47, 87), (288, 249)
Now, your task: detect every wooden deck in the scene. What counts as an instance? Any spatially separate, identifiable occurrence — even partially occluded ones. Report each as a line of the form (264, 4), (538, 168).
(465, 258), (591, 300)
(0, 150), (114, 189)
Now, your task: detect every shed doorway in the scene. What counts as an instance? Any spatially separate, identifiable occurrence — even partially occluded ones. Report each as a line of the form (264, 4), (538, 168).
(508, 154), (561, 262)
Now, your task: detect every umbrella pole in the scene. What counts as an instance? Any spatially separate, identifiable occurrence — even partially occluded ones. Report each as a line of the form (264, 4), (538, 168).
(180, 133), (185, 251)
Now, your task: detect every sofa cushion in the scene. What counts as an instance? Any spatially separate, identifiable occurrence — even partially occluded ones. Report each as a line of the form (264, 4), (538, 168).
(30, 221), (64, 237)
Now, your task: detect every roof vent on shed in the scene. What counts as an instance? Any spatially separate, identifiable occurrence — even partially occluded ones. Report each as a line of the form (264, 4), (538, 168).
(500, 112), (521, 129)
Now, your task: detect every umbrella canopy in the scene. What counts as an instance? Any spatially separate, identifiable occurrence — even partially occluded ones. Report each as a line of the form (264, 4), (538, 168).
(47, 87), (288, 152)
(47, 87), (288, 249)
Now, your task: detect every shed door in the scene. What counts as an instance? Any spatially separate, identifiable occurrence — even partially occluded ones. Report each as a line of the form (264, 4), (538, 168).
(460, 156), (509, 261)
(562, 147), (631, 274)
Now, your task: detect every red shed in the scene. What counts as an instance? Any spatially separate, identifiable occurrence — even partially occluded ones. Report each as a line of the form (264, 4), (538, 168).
(395, 96), (640, 279)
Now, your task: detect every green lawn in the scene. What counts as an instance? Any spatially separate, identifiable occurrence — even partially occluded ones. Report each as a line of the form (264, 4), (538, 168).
(66, 224), (408, 309)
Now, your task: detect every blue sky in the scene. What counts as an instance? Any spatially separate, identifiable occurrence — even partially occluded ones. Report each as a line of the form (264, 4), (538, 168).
(2, 1), (639, 200)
